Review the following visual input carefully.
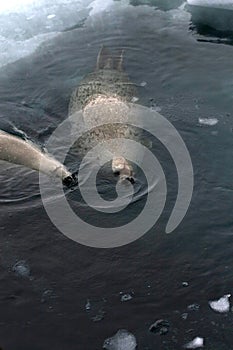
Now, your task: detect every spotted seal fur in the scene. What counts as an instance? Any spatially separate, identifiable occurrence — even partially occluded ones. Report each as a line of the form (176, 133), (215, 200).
(68, 46), (141, 183)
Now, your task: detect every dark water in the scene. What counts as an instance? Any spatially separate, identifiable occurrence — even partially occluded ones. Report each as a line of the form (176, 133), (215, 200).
(1, 2), (233, 349)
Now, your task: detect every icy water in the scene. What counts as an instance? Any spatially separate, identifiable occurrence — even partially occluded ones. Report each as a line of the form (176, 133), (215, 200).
(1, 1), (233, 349)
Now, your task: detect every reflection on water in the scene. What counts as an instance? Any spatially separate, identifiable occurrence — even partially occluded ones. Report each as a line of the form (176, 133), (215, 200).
(1, 1), (233, 349)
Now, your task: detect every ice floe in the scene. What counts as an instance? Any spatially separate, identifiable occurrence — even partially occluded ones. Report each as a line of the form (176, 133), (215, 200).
(103, 329), (137, 350)
(209, 294), (231, 313)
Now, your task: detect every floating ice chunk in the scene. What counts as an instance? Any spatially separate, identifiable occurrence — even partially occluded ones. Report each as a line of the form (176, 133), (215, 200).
(150, 105), (162, 112)
(209, 294), (231, 313)
(182, 281), (189, 287)
(140, 81), (147, 87)
(187, 303), (200, 311)
(103, 329), (137, 350)
(12, 260), (30, 277)
(181, 313), (188, 320)
(187, 0), (233, 11)
(41, 289), (53, 303)
(47, 14), (56, 19)
(120, 294), (133, 302)
(198, 117), (218, 126)
(184, 337), (204, 349)
(85, 299), (91, 311)
(131, 97), (139, 103)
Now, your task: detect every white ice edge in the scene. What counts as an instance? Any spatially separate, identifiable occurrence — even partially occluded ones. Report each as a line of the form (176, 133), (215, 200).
(187, 0), (233, 10)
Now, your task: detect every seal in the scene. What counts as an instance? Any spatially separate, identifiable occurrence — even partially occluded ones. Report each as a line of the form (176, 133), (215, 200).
(68, 46), (141, 184)
(0, 130), (75, 187)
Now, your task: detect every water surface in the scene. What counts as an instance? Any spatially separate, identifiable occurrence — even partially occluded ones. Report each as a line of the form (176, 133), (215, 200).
(1, 1), (233, 349)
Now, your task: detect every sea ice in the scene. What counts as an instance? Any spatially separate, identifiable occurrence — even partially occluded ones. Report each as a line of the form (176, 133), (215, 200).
(209, 294), (231, 313)
(103, 329), (137, 350)
(184, 336), (204, 349)
(187, 0), (233, 10)
(198, 117), (218, 126)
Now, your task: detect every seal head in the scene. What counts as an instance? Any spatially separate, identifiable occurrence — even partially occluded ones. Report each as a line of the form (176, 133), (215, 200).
(112, 156), (135, 184)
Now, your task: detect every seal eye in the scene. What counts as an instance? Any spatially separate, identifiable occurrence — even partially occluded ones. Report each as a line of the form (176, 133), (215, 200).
(113, 171), (120, 176)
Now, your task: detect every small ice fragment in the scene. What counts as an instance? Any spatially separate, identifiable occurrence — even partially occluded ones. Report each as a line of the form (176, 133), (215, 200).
(184, 337), (204, 349)
(91, 310), (105, 322)
(149, 319), (170, 335)
(103, 329), (137, 350)
(182, 281), (189, 287)
(131, 97), (139, 103)
(150, 105), (162, 112)
(85, 299), (91, 311)
(181, 313), (188, 320)
(187, 303), (200, 311)
(41, 289), (53, 303)
(140, 81), (147, 87)
(12, 260), (30, 278)
(47, 14), (56, 19)
(209, 294), (231, 313)
(198, 117), (218, 126)
(121, 294), (132, 302)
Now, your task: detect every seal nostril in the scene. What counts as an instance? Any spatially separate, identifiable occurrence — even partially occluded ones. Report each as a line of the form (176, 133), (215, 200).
(62, 174), (77, 188)
(127, 177), (135, 184)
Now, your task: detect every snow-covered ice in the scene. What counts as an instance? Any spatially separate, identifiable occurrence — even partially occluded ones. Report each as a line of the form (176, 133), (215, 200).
(209, 294), (231, 313)
(0, 0), (117, 68)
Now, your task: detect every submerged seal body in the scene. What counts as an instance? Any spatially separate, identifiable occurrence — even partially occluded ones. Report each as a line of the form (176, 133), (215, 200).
(0, 130), (75, 186)
(68, 47), (140, 183)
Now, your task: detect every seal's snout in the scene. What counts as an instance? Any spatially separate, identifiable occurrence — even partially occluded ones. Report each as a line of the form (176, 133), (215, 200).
(112, 156), (135, 184)
(62, 173), (77, 188)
